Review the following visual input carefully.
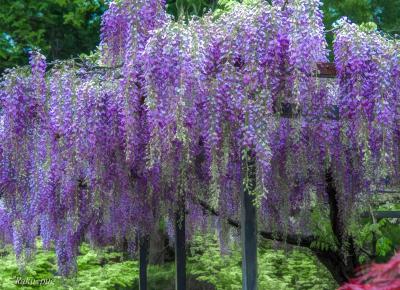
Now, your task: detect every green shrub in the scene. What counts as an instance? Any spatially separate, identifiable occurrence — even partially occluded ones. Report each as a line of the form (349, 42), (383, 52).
(0, 235), (337, 289)
(188, 234), (337, 290)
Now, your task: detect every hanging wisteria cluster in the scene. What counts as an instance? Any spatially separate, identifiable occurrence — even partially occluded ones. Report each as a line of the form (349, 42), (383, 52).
(332, 19), (400, 240)
(0, 0), (399, 276)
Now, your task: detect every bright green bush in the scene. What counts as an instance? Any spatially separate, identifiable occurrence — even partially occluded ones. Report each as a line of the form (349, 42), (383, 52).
(0, 235), (337, 289)
(188, 234), (337, 290)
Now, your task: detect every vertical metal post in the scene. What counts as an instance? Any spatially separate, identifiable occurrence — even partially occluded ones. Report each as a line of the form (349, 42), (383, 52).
(175, 198), (186, 290)
(139, 235), (149, 290)
(241, 151), (257, 290)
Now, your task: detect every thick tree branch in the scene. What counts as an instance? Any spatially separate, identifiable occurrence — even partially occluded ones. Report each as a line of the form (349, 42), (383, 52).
(194, 194), (360, 284)
(281, 0), (289, 11)
(195, 198), (315, 248)
(322, 167), (360, 283)
(325, 168), (343, 246)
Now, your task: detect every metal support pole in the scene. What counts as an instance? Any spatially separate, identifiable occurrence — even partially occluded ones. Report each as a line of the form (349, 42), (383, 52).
(139, 235), (149, 290)
(175, 198), (186, 290)
(241, 151), (257, 290)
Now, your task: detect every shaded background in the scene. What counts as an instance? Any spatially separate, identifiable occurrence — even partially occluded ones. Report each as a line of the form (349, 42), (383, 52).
(0, 0), (399, 72)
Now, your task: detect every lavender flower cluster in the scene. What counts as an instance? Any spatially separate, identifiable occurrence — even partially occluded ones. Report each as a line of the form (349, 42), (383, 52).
(0, 0), (398, 276)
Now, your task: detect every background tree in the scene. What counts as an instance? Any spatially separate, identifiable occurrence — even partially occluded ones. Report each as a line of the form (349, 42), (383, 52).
(323, 0), (400, 33)
(1, 0), (399, 72)
(0, 0), (106, 71)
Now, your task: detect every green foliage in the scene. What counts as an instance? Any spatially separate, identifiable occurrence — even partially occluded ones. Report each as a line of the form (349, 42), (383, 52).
(306, 191), (399, 266)
(0, 235), (338, 289)
(189, 234), (242, 289)
(166, 0), (218, 20)
(0, 0), (106, 71)
(354, 200), (400, 263)
(188, 234), (337, 290)
(376, 236), (392, 257)
(0, 241), (176, 290)
(359, 22), (378, 32)
(355, 218), (399, 264)
(322, 0), (400, 59)
(210, 0), (264, 18)
(0, 244), (57, 289)
(309, 206), (338, 252)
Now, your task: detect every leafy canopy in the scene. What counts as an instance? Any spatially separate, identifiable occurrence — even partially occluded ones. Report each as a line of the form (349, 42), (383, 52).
(0, 0), (106, 71)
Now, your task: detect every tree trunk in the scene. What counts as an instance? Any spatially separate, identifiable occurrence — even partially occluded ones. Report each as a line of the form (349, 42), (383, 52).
(315, 249), (356, 285)
(320, 168), (359, 285)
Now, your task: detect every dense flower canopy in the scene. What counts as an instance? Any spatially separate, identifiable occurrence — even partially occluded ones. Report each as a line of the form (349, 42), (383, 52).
(0, 0), (399, 276)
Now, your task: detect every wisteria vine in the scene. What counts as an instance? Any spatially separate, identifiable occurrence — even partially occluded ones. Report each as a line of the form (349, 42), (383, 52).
(0, 0), (398, 277)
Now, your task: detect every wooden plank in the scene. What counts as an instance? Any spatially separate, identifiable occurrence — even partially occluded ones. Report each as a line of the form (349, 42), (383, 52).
(139, 235), (150, 290)
(241, 151), (258, 290)
(314, 62), (339, 121)
(376, 190), (400, 194)
(316, 62), (337, 78)
(278, 102), (340, 121)
(361, 211), (400, 220)
(175, 199), (186, 290)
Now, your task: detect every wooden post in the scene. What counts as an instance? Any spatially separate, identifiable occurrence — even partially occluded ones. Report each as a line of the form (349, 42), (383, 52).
(175, 198), (186, 290)
(139, 235), (149, 290)
(241, 151), (258, 290)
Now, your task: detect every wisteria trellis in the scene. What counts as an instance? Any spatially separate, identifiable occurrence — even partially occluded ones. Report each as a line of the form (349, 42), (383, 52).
(0, 0), (399, 278)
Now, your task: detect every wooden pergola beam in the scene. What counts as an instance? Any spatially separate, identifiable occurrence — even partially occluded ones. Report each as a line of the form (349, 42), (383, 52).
(316, 62), (337, 78)
(361, 211), (400, 220)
